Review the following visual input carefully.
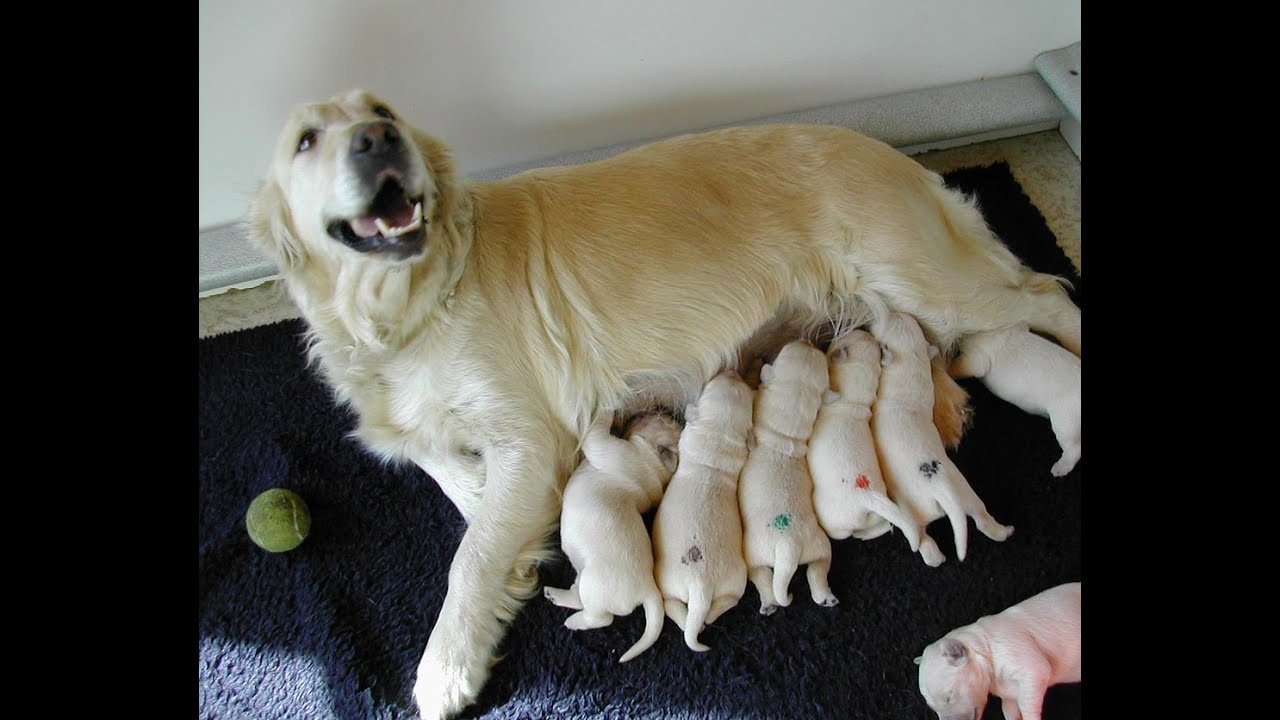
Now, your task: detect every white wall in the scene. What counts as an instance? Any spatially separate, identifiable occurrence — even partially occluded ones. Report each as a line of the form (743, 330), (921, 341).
(199, 0), (1080, 230)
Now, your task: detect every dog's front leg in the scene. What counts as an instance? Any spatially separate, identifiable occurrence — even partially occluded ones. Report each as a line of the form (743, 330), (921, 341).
(412, 443), (563, 720)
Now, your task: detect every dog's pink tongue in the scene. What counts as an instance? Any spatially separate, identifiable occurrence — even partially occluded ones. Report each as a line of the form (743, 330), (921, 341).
(349, 217), (381, 238)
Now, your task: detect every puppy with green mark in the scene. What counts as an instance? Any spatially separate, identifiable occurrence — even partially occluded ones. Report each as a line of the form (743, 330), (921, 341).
(738, 340), (838, 614)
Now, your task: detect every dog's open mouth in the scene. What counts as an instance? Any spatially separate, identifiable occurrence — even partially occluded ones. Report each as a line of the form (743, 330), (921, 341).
(326, 178), (428, 259)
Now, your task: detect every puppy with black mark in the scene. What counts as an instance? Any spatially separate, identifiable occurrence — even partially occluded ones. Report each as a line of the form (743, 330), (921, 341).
(916, 582), (1081, 720)
(652, 370), (754, 651)
(871, 311), (1013, 566)
(809, 330), (921, 543)
(950, 323), (1081, 477)
(543, 410), (682, 662)
(739, 340), (838, 613)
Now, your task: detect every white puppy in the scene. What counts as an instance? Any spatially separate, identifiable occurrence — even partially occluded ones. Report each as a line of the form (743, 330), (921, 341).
(739, 340), (838, 613)
(916, 582), (1081, 720)
(543, 410), (682, 662)
(810, 330), (921, 543)
(871, 311), (1014, 566)
(951, 324), (1081, 477)
(652, 370), (754, 651)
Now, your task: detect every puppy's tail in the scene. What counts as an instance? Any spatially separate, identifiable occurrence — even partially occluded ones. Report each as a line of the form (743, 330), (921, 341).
(683, 583), (712, 652)
(772, 541), (800, 608)
(619, 593), (666, 662)
(860, 491), (921, 552)
(935, 473), (971, 563)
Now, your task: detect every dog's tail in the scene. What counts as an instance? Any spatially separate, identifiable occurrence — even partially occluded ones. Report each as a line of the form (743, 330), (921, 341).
(860, 491), (921, 552)
(683, 582), (712, 652)
(935, 474), (971, 563)
(619, 593), (666, 662)
(772, 540), (800, 608)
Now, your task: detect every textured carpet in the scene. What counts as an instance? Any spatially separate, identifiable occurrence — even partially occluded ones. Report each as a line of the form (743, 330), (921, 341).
(198, 162), (1082, 720)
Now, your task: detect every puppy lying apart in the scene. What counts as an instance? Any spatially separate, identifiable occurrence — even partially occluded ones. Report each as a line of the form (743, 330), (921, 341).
(543, 410), (682, 662)
(652, 371), (754, 651)
(871, 311), (1014, 566)
(810, 330), (921, 544)
(951, 324), (1081, 477)
(739, 340), (838, 613)
(917, 582), (1081, 720)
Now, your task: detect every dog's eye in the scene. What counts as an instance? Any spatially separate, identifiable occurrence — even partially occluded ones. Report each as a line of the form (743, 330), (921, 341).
(373, 106), (395, 120)
(297, 129), (318, 153)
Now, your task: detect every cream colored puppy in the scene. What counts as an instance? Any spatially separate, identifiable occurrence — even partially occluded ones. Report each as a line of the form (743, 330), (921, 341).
(951, 324), (1081, 477)
(916, 582), (1081, 720)
(543, 410), (682, 662)
(810, 330), (920, 543)
(652, 371), (754, 651)
(871, 311), (1014, 566)
(739, 340), (837, 613)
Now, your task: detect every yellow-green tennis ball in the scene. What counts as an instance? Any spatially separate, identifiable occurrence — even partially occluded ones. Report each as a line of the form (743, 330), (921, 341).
(245, 489), (311, 552)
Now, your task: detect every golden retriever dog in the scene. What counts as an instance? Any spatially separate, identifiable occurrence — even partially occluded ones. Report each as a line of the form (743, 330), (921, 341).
(249, 89), (1081, 719)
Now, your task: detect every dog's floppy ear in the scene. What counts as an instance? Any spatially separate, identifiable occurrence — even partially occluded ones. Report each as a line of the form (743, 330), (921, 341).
(683, 403), (699, 425)
(913, 656), (923, 665)
(831, 345), (850, 363)
(759, 363), (775, 385)
(940, 639), (967, 665)
(657, 444), (678, 474)
(823, 389), (839, 405)
(248, 180), (305, 271)
(927, 344), (940, 360)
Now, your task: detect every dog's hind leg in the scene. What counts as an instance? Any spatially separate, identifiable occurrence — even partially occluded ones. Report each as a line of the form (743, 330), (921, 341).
(749, 566), (779, 615)
(1048, 407), (1081, 477)
(543, 582), (582, 609)
(564, 609), (615, 630)
(705, 594), (738, 625)
(805, 558), (838, 607)
(943, 458), (1014, 546)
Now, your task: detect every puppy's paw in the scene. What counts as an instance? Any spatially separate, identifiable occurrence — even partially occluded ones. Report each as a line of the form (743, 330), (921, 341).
(816, 593), (839, 608)
(920, 539), (946, 567)
(1050, 454), (1078, 477)
(759, 602), (778, 616)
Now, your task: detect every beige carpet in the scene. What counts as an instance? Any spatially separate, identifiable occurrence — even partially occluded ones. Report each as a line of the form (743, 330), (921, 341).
(199, 129), (1079, 339)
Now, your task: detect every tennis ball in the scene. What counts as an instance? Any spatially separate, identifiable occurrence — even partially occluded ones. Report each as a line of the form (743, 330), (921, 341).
(245, 488), (311, 552)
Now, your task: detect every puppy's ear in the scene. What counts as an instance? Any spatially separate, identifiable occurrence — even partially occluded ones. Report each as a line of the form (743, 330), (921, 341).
(248, 180), (305, 271)
(823, 389), (840, 405)
(683, 403), (699, 425)
(941, 639), (967, 665)
(913, 656), (923, 665)
(879, 344), (894, 366)
(831, 346), (850, 363)
(927, 344), (940, 360)
(746, 430), (757, 452)
(657, 445), (678, 474)
(760, 363), (775, 385)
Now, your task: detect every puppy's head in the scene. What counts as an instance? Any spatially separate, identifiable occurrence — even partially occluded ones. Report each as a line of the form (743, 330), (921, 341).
(872, 311), (932, 365)
(250, 89), (455, 271)
(915, 637), (990, 720)
(626, 413), (683, 477)
(826, 329), (881, 402)
(759, 340), (827, 390)
(686, 370), (754, 435)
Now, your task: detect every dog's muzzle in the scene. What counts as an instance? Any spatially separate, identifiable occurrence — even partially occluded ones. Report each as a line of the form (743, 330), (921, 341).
(325, 120), (428, 261)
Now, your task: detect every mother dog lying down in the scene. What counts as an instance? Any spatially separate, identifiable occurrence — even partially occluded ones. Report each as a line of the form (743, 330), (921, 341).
(249, 89), (1082, 719)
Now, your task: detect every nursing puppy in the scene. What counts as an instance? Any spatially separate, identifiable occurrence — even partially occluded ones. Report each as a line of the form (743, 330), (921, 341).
(543, 410), (682, 662)
(810, 330), (920, 543)
(871, 311), (1014, 566)
(951, 324), (1081, 477)
(739, 340), (837, 612)
(916, 582), (1081, 720)
(250, 90), (1082, 717)
(652, 371), (753, 651)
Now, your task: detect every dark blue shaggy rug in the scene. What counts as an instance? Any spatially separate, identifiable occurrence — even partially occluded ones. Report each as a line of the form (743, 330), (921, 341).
(199, 162), (1082, 720)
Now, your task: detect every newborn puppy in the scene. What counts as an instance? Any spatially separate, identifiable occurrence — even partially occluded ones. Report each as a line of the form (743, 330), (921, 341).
(739, 340), (838, 613)
(543, 410), (682, 662)
(951, 324), (1081, 477)
(810, 330), (921, 544)
(916, 582), (1081, 720)
(871, 311), (1014, 566)
(652, 370), (754, 652)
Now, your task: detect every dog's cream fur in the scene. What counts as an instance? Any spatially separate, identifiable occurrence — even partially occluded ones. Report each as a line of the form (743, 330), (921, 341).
(871, 311), (1014, 567)
(951, 324), (1082, 477)
(650, 371), (754, 651)
(249, 89), (1082, 718)
(810, 330), (920, 543)
(543, 410), (682, 662)
(738, 341), (837, 612)
(916, 582), (1081, 720)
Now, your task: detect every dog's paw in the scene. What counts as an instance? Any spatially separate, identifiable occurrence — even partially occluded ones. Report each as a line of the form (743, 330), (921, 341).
(759, 603), (778, 616)
(816, 593), (839, 608)
(920, 540), (946, 567)
(412, 656), (479, 720)
(1050, 454), (1078, 477)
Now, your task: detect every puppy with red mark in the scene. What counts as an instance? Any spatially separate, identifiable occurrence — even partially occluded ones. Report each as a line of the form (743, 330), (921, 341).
(543, 410), (682, 662)
(652, 371), (754, 651)
(809, 330), (921, 544)
(871, 311), (1013, 566)
(739, 340), (838, 613)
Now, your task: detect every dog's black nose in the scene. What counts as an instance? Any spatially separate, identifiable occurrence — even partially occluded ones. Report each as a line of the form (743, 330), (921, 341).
(350, 121), (401, 157)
